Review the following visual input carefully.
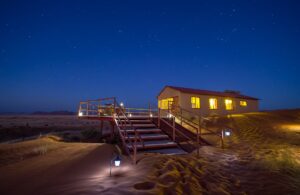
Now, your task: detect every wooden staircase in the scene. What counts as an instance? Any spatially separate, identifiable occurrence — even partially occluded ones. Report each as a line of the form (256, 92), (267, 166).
(78, 97), (225, 164)
(117, 116), (186, 155)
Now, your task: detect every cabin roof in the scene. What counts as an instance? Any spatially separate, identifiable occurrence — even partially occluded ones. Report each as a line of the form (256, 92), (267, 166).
(158, 86), (259, 100)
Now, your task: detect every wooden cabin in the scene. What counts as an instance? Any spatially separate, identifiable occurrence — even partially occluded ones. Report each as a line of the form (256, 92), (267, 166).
(157, 86), (259, 116)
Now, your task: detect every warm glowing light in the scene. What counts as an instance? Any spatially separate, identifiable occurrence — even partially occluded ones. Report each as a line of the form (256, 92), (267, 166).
(209, 98), (218, 109)
(78, 112), (83, 116)
(224, 99), (233, 110)
(168, 113), (173, 118)
(159, 98), (173, 109)
(240, 101), (247, 106)
(280, 124), (300, 132)
(150, 113), (153, 117)
(191, 97), (200, 108)
(128, 113), (132, 117)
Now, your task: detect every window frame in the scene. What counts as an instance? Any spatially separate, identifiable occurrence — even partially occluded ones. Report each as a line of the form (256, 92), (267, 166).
(191, 96), (200, 109)
(209, 98), (218, 110)
(159, 97), (174, 110)
(240, 100), (247, 107)
(224, 99), (234, 110)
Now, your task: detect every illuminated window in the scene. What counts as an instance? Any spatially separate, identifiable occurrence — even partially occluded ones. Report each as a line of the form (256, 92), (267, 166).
(191, 97), (200, 108)
(224, 99), (233, 110)
(209, 98), (218, 109)
(240, 101), (247, 107)
(159, 98), (173, 109)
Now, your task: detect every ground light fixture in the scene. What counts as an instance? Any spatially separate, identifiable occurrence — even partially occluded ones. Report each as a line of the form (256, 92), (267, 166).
(222, 129), (232, 137)
(110, 155), (121, 176)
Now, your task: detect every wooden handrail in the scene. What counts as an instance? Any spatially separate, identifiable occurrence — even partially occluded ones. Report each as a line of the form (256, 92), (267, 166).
(160, 118), (196, 143)
(170, 105), (221, 136)
(114, 100), (144, 164)
(160, 104), (226, 149)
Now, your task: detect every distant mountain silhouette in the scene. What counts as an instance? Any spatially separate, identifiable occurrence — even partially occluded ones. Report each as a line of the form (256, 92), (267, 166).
(31, 111), (76, 115)
(0, 112), (28, 115)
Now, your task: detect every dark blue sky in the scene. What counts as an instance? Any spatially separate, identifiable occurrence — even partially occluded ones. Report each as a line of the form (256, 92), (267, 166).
(1, 0), (300, 112)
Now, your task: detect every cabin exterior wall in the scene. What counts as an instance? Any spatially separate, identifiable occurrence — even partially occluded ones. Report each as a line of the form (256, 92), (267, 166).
(158, 87), (259, 117)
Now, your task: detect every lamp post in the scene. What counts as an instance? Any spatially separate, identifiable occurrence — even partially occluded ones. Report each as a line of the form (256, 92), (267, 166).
(221, 129), (232, 149)
(110, 155), (121, 176)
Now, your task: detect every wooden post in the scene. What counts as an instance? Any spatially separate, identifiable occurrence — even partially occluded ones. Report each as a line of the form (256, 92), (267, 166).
(172, 116), (175, 141)
(221, 130), (224, 149)
(158, 108), (161, 128)
(196, 128), (200, 157)
(196, 115), (201, 157)
(134, 131), (137, 164)
(180, 108), (183, 126)
(198, 116), (202, 137)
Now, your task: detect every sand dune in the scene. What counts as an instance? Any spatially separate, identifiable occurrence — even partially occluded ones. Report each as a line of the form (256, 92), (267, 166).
(0, 110), (300, 194)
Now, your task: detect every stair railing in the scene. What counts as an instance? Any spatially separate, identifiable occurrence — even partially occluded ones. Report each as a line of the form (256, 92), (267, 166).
(113, 100), (144, 164)
(168, 104), (226, 149)
(158, 108), (201, 156)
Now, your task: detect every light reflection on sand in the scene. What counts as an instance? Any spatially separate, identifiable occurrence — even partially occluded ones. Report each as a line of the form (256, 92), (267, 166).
(279, 124), (300, 132)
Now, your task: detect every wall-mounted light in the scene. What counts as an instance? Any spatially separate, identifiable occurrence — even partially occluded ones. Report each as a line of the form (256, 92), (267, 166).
(78, 112), (83, 117)
(128, 113), (132, 117)
(150, 113), (153, 117)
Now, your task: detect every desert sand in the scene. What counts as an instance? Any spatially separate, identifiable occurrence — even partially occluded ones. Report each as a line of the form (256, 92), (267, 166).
(0, 109), (300, 194)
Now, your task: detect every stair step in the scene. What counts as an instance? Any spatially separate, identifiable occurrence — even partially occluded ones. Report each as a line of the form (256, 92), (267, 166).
(127, 141), (178, 150)
(122, 124), (156, 128)
(126, 134), (169, 141)
(145, 148), (187, 155)
(118, 120), (152, 124)
(118, 116), (150, 120)
(121, 128), (162, 134)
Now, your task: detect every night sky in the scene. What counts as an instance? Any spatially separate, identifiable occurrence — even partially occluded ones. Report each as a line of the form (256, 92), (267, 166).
(1, 0), (300, 112)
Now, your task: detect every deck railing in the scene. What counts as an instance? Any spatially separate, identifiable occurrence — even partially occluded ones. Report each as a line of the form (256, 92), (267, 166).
(78, 97), (157, 164)
(78, 97), (116, 117)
